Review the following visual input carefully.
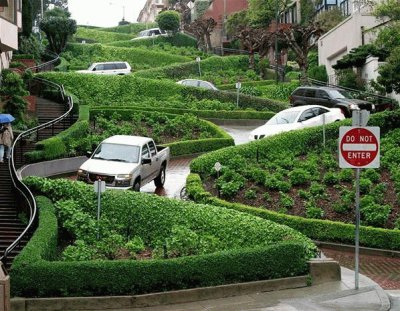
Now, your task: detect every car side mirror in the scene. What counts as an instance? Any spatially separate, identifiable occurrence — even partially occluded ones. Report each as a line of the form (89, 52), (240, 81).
(86, 151), (92, 158)
(92, 68), (96, 71)
(142, 158), (151, 165)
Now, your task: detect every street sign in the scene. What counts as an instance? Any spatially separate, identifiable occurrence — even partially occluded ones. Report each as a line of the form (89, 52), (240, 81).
(352, 110), (370, 127)
(214, 162), (222, 172)
(339, 126), (380, 168)
(94, 180), (106, 193)
(235, 82), (241, 89)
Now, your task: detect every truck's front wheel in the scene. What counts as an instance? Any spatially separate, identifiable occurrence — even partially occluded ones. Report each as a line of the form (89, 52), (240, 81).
(133, 178), (141, 192)
(154, 165), (166, 188)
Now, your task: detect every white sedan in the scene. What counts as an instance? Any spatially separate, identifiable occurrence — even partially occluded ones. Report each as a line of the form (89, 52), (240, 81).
(249, 105), (345, 141)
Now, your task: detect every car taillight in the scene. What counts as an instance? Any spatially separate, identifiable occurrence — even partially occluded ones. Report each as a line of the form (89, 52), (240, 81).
(289, 95), (293, 102)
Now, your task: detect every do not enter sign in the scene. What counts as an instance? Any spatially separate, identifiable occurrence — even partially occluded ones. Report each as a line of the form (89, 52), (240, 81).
(339, 126), (380, 168)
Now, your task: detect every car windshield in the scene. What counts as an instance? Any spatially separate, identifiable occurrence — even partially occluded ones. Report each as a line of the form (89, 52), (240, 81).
(92, 143), (140, 163)
(266, 110), (300, 125)
(328, 89), (353, 99)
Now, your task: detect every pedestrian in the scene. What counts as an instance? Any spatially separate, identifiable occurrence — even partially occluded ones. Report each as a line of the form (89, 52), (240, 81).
(0, 122), (14, 162)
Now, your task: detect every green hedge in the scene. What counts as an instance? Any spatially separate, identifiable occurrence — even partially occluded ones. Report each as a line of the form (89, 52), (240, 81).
(11, 179), (315, 297)
(90, 106), (274, 120)
(218, 80), (276, 91)
(187, 110), (400, 250)
(62, 43), (191, 71)
(98, 23), (157, 34)
(73, 28), (134, 43)
(108, 33), (197, 48)
(133, 55), (249, 80)
(89, 107), (234, 157)
(37, 72), (287, 112)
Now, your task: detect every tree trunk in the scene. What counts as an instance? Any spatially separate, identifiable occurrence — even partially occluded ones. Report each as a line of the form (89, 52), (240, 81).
(205, 34), (212, 53)
(249, 49), (255, 70)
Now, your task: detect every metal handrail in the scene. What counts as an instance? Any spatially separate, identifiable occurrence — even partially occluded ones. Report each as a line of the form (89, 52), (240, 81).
(28, 50), (60, 73)
(0, 60), (74, 266)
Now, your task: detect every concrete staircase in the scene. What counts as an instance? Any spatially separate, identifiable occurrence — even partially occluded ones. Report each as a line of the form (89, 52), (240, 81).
(0, 96), (70, 269)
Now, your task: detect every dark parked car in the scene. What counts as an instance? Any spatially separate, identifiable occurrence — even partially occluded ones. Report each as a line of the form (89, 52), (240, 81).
(289, 86), (375, 117)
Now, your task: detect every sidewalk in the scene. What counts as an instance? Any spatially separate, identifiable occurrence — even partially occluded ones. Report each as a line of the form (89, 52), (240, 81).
(76, 268), (389, 311)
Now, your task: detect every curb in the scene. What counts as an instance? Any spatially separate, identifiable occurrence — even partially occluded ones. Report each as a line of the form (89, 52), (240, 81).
(11, 276), (308, 311)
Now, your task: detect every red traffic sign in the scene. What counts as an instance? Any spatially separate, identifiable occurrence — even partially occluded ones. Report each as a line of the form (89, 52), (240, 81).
(339, 126), (380, 168)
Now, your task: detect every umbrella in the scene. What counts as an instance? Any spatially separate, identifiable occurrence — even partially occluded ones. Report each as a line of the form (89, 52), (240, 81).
(0, 114), (15, 123)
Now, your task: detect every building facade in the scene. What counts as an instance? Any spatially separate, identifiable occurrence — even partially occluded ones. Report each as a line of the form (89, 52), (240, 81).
(0, 0), (22, 71)
(318, 3), (385, 84)
(137, 0), (168, 23)
(201, 0), (248, 48)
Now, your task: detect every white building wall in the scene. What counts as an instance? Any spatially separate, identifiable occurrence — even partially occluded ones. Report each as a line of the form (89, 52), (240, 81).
(318, 7), (381, 84)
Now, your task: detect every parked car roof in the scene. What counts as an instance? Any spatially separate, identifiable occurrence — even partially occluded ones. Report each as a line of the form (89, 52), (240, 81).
(102, 135), (152, 146)
(176, 79), (218, 91)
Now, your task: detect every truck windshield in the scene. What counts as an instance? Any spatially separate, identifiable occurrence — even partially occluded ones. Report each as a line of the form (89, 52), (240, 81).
(92, 143), (140, 163)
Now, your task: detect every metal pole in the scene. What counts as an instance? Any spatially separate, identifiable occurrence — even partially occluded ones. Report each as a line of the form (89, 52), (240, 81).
(355, 167), (360, 289)
(198, 62), (201, 77)
(41, 0), (44, 19)
(275, 0), (279, 83)
(322, 113), (326, 148)
(236, 87), (240, 108)
(97, 180), (101, 240)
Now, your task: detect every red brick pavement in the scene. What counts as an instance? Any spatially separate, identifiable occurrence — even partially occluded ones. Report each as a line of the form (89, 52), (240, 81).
(141, 156), (193, 198)
(320, 247), (400, 289)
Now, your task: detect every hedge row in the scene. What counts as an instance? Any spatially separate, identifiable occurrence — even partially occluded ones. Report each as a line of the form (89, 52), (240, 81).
(73, 27), (134, 43)
(11, 180), (315, 297)
(108, 33), (197, 48)
(90, 106), (274, 121)
(62, 43), (191, 71)
(37, 72), (287, 112)
(98, 23), (157, 34)
(89, 107), (235, 156)
(218, 80), (276, 91)
(187, 109), (400, 250)
(133, 55), (249, 80)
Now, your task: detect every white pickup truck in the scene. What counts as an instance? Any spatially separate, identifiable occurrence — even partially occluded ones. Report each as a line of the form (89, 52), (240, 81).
(77, 135), (170, 191)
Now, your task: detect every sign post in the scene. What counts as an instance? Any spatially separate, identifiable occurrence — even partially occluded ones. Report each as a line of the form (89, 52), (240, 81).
(196, 57), (201, 77)
(214, 162), (222, 198)
(236, 82), (241, 108)
(339, 123), (380, 290)
(94, 179), (106, 240)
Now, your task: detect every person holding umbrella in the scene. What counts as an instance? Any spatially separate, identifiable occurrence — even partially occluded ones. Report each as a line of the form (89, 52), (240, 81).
(0, 114), (15, 163)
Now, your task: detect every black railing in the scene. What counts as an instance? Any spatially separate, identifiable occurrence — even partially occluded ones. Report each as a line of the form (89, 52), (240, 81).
(0, 53), (73, 267)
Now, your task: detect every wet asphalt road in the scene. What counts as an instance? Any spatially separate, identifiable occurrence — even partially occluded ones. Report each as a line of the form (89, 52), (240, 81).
(141, 124), (259, 198)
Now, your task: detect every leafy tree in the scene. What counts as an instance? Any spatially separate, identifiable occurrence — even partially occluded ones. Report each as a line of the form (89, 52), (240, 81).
(168, 0), (193, 27)
(18, 34), (45, 60)
(248, 0), (291, 27)
(315, 7), (345, 32)
(30, 0), (68, 21)
(22, 0), (33, 37)
(374, 0), (400, 20)
(39, 8), (77, 54)
(156, 10), (180, 33)
(226, 10), (250, 37)
(185, 18), (217, 52)
(0, 70), (29, 122)
(377, 46), (400, 93)
(333, 44), (389, 70)
(278, 22), (324, 84)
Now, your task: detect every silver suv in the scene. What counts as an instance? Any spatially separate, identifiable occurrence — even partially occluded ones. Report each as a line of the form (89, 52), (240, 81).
(289, 86), (374, 117)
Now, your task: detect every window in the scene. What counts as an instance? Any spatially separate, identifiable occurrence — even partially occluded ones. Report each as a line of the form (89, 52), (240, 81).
(299, 109), (316, 122)
(304, 89), (316, 98)
(142, 145), (150, 159)
(104, 63), (116, 70)
(94, 64), (104, 71)
(148, 141), (157, 157)
(185, 80), (199, 87)
(115, 63), (127, 69)
(293, 88), (305, 96)
(314, 107), (329, 116)
(316, 90), (329, 99)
